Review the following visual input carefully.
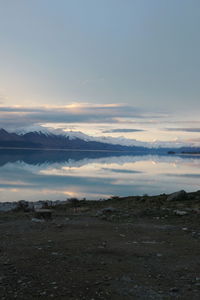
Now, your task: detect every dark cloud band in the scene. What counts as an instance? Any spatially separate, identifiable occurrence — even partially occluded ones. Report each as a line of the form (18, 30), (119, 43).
(103, 128), (144, 133)
(166, 128), (200, 133)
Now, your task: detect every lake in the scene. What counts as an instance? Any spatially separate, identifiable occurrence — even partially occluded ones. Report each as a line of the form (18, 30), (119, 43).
(0, 149), (199, 202)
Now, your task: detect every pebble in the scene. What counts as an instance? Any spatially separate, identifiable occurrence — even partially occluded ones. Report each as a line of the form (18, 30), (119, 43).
(51, 252), (59, 255)
(119, 234), (126, 237)
(182, 227), (188, 231)
(170, 287), (179, 293)
(156, 253), (163, 257)
(196, 277), (200, 281)
(40, 291), (46, 295)
(174, 210), (188, 216)
(31, 218), (45, 223)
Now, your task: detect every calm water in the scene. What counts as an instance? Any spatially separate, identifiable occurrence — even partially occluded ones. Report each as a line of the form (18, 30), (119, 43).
(0, 149), (199, 202)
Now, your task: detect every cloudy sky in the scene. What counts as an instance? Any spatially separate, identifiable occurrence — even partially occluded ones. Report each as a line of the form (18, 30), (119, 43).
(0, 0), (200, 145)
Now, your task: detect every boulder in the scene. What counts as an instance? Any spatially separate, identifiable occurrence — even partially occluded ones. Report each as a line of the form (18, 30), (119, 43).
(33, 203), (44, 210)
(101, 207), (117, 213)
(174, 210), (188, 216)
(96, 207), (117, 216)
(34, 209), (52, 220)
(167, 190), (187, 201)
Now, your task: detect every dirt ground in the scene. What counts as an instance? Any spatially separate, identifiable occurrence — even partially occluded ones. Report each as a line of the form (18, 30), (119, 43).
(0, 192), (200, 299)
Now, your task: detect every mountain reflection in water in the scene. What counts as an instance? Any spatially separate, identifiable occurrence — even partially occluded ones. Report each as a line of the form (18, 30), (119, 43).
(0, 149), (199, 202)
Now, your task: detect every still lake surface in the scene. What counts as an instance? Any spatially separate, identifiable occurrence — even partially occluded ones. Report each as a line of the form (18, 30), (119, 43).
(0, 149), (199, 202)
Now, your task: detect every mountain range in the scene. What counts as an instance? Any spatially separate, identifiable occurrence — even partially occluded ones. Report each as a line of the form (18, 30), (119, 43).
(0, 128), (148, 152)
(0, 127), (199, 153)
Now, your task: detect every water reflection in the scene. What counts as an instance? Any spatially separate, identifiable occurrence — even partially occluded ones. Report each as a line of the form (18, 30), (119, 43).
(0, 149), (199, 202)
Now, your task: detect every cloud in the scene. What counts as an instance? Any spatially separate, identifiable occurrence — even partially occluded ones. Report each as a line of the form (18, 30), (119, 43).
(102, 168), (142, 174)
(166, 128), (200, 133)
(164, 173), (200, 178)
(184, 138), (200, 143)
(0, 103), (163, 130)
(103, 128), (145, 133)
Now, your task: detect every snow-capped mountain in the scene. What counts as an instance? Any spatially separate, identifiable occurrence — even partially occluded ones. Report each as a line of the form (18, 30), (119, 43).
(0, 127), (147, 151)
(13, 125), (192, 148)
(16, 125), (52, 136)
(0, 126), (199, 152)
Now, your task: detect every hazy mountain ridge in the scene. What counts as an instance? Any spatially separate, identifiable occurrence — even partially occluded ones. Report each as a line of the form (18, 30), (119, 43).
(0, 128), (199, 153)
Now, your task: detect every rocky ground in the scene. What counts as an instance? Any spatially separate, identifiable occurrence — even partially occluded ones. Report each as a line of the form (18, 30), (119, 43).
(0, 190), (200, 299)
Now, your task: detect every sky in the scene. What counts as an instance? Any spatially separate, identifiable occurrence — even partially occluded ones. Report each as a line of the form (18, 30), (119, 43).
(0, 0), (200, 145)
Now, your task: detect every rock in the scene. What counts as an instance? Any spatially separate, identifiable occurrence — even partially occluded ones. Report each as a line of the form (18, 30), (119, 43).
(56, 224), (64, 228)
(108, 215), (116, 221)
(167, 190), (187, 201)
(156, 253), (163, 257)
(182, 227), (188, 231)
(120, 275), (133, 283)
(119, 234), (126, 238)
(174, 210), (188, 216)
(196, 277), (200, 281)
(40, 291), (47, 296)
(98, 241), (107, 248)
(99, 214), (107, 220)
(170, 287), (179, 293)
(34, 209), (52, 220)
(96, 207), (117, 216)
(31, 218), (45, 223)
(33, 203), (44, 210)
(122, 213), (130, 217)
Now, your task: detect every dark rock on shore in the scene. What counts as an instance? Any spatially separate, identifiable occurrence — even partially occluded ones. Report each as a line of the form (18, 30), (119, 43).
(167, 190), (187, 201)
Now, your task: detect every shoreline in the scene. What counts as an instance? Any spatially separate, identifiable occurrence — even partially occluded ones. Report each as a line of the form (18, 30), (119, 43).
(0, 189), (199, 212)
(0, 189), (199, 299)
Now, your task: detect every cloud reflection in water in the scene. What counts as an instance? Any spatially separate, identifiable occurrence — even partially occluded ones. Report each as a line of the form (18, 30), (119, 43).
(0, 150), (199, 202)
